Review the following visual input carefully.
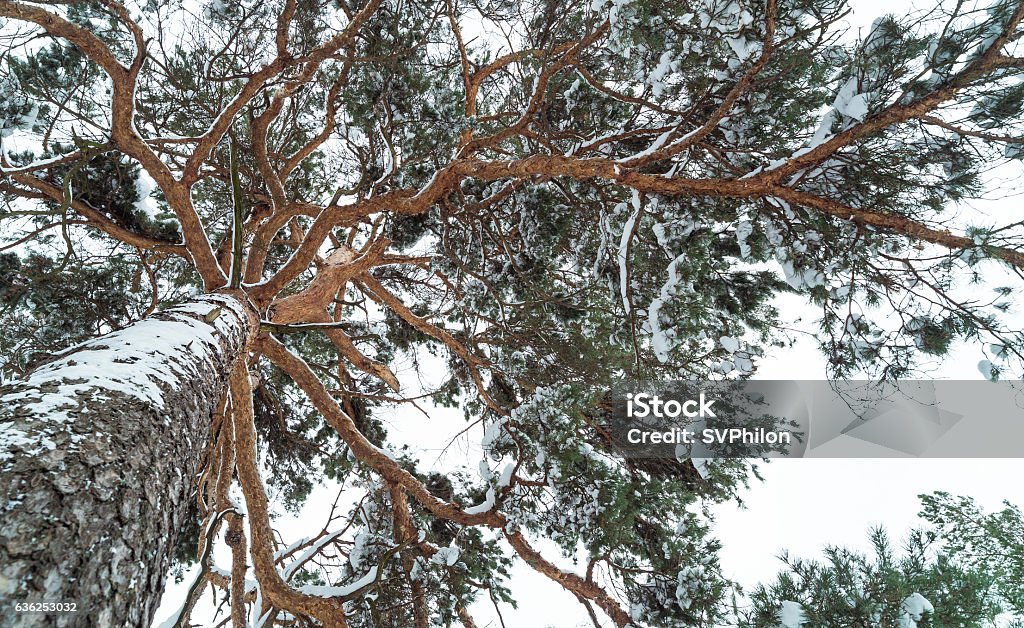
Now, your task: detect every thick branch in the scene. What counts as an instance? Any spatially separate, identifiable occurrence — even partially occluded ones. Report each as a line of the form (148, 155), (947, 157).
(265, 241), (389, 317)
(356, 273), (503, 412)
(0, 2), (128, 77)
(183, 0), (383, 183)
(8, 171), (186, 255)
(505, 531), (631, 627)
(228, 361), (350, 625)
(256, 334), (505, 528)
(762, 1), (1024, 182)
(0, 1), (227, 288)
(449, 156), (1024, 267)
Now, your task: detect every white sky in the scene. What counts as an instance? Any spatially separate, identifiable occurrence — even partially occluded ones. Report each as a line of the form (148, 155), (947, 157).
(151, 0), (1024, 626)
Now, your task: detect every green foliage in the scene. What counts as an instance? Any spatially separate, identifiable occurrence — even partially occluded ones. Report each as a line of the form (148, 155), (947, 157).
(47, 149), (182, 243)
(476, 384), (750, 624)
(742, 494), (1024, 627)
(0, 252), (152, 377)
(919, 492), (1024, 613)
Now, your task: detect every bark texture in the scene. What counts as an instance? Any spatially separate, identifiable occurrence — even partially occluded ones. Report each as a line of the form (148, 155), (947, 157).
(0, 294), (256, 627)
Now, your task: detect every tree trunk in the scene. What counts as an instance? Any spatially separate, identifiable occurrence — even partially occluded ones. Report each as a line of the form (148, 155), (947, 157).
(0, 294), (256, 627)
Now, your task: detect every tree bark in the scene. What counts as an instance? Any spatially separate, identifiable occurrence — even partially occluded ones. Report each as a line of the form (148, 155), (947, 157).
(0, 293), (257, 627)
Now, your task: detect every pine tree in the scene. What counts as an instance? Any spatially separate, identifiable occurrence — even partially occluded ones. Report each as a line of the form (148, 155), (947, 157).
(740, 493), (1024, 627)
(0, 0), (1022, 625)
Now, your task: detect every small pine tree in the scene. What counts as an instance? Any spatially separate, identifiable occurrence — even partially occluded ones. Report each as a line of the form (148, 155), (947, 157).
(742, 493), (1024, 627)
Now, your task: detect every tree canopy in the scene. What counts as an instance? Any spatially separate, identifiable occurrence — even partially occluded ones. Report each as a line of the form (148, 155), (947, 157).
(1, 0), (1024, 625)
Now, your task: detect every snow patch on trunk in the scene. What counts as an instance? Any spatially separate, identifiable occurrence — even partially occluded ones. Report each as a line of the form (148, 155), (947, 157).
(1, 294), (248, 465)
